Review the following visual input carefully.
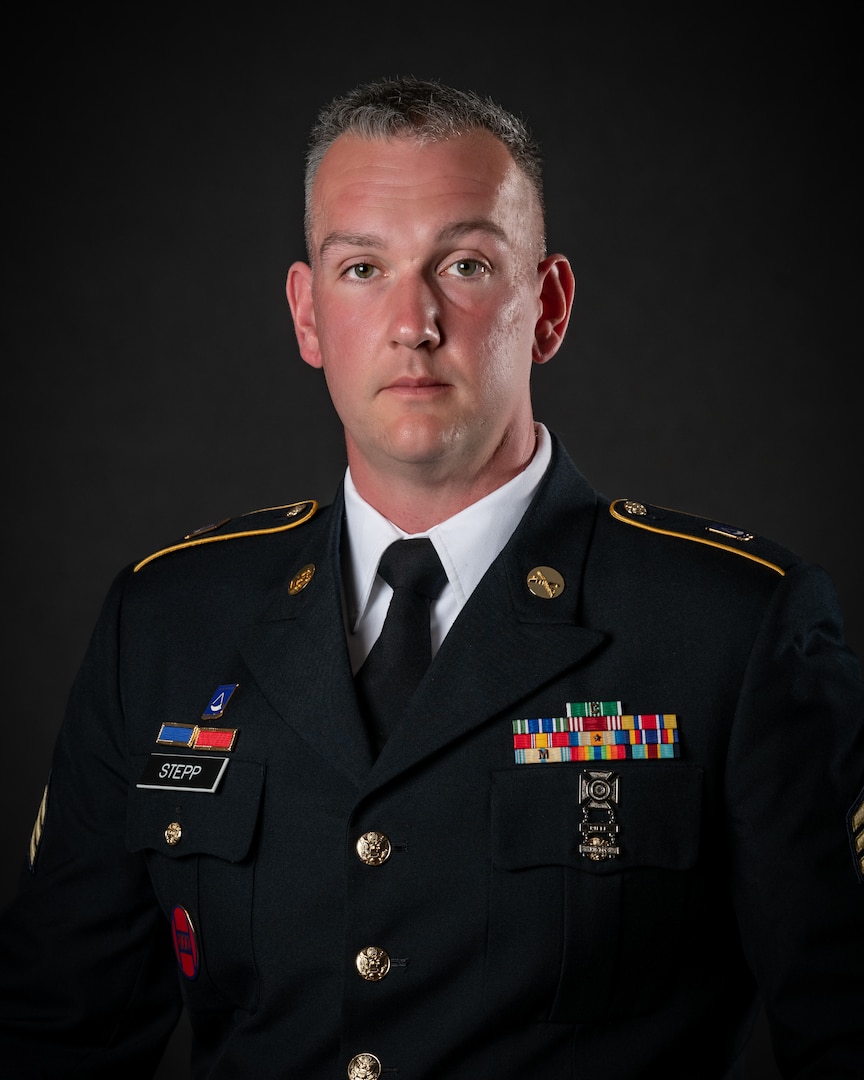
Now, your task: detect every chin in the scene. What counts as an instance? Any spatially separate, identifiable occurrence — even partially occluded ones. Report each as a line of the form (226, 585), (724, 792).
(385, 417), (463, 463)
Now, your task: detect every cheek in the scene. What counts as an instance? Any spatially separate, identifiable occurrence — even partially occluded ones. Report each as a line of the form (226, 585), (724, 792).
(320, 356), (363, 417)
(475, 298), (537, 386)
(316, 328), (378, 424)
(319, 298), (384, 367)
(481, 283), (536, 342)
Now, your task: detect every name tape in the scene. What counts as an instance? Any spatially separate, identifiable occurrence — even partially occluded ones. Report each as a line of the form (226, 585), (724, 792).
(137, 753), (229, 793)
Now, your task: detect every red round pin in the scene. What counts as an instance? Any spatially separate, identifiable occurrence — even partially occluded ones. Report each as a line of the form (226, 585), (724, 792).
(170, 905), (199, 979)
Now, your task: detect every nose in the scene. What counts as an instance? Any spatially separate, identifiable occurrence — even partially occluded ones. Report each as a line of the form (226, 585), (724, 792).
(388, 272), (441, 350)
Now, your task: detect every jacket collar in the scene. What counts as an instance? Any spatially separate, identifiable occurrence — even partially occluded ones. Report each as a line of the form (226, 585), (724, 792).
(239, 435), (606, 790)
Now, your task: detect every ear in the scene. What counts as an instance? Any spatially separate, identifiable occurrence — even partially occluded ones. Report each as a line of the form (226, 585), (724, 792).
(286, 261), (323, 369)
(532, 254), (576, 365)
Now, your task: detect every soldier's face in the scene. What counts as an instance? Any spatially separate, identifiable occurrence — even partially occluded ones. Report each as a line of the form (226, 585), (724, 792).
(287, 131), (552, 491)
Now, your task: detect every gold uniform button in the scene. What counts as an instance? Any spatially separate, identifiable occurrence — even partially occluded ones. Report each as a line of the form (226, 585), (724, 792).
(355, 831), (392, 866)
(355, 945), (391, 981)
(347, 1052), (381, 1079)
(164, 821), (182, 846)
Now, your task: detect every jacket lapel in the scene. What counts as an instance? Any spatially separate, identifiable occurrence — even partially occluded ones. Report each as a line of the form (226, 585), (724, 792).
(238, 494), (377, 785)
(367, 440), (607, 787)
(238, 440), (608, 791)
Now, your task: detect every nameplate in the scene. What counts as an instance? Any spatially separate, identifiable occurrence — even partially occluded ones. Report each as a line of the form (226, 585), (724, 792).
(137, 753), (229, 793)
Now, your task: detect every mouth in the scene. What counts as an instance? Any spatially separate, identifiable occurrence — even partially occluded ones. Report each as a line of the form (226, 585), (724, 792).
(382, 376), (450, 396)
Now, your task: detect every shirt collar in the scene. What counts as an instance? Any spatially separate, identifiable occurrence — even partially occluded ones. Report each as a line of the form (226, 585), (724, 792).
(342, 423), (552, 630)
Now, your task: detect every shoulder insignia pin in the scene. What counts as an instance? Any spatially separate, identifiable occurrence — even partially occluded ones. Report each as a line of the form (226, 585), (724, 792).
(134, 500), (318, 572)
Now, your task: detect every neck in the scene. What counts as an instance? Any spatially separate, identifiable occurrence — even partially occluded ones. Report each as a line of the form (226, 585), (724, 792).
(347, 426), (539, 533)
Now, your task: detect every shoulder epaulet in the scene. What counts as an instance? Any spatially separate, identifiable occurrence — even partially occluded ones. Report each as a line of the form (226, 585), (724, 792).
(609, 498), (797, 576)
(133, 500), (319, 573)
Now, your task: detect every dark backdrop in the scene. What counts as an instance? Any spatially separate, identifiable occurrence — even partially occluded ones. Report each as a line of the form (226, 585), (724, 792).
(2, 9), (859, 1078)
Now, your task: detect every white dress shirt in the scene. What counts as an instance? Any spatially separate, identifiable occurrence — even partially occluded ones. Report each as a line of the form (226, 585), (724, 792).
(342, 423), (552, 673)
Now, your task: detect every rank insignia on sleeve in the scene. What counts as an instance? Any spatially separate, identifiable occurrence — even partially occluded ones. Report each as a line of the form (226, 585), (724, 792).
(848, 787), (864, 884)
(28, 781), (49, 872)
(512, 702), (678, 764)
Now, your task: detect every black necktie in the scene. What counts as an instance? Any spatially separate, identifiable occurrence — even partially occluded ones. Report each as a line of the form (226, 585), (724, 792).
(355, 538), (447, 754)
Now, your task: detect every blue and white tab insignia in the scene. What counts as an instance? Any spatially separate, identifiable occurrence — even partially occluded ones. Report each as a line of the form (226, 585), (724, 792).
(202, 683), (239, 721)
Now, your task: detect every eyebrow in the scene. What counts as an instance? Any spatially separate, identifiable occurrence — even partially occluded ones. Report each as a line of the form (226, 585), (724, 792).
(436, 219), (509, 245)
(317, 219), (510, 261)
(318, 232), (384, 258)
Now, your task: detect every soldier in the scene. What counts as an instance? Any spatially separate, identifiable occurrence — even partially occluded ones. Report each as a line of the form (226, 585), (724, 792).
(1, 75), (862, 1078)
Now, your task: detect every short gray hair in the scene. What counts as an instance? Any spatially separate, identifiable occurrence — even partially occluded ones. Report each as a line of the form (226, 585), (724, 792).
(303, 75), (546, 257)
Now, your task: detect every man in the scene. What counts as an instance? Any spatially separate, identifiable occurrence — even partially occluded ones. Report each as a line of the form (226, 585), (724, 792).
(1, 76), (862, 1079)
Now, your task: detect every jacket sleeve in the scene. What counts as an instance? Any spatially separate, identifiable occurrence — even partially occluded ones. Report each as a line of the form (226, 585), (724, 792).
(726, 561), (864, 1077)
(0, 568), (182, 1078)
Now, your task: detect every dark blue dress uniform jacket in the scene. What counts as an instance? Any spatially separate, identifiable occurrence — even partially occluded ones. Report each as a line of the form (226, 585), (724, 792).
(1, 436), (863, 1078)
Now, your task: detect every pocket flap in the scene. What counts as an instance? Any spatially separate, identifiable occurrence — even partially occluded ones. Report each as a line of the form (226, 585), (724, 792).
(491, 762), (702, 873)
(126, 754), (265, 862)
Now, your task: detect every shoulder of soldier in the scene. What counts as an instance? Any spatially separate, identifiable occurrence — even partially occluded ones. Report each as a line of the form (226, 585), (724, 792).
(132, 499), (320, 573)
(607, 497), (801, 576)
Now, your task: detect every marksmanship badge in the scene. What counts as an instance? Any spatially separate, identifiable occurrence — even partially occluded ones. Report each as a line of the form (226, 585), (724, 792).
(578, 769), (621, 861)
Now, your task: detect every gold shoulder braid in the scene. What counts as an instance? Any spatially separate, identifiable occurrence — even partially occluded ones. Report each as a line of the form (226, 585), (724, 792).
(134, 500), (318, 573)
(609, 499), (795, 576)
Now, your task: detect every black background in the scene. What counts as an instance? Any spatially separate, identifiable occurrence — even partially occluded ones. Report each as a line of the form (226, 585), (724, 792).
(2, 8), (859, 1077)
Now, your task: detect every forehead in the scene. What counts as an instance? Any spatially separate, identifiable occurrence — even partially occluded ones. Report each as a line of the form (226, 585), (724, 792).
(309, 131), (536, 248)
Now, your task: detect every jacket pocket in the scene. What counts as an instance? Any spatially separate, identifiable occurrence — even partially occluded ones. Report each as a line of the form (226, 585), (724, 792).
(126, 754), (265, 1011)
(486, 762), (702, 1024)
